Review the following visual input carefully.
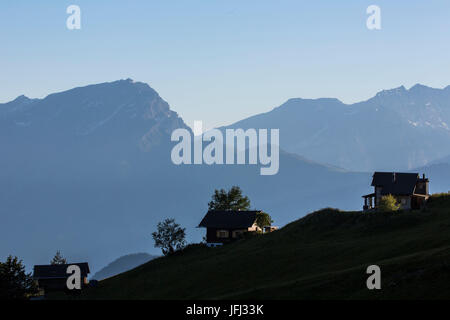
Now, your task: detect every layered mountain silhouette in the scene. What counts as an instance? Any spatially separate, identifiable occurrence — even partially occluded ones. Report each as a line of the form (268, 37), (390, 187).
(1, 79), (448, 272)
(225, 84), (450, 171)
(92, 253), (157, 280)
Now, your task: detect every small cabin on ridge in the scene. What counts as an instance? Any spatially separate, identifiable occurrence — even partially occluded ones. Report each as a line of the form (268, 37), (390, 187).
(198, 210), (269, 246)
(362, 172), (429, 211)
(33, 262), (90, 293)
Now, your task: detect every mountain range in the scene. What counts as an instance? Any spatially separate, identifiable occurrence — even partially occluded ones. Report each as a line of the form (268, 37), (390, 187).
(1, 79), (449, 273)
(225, 84), (450, 171)
(92, 253), (157, 281)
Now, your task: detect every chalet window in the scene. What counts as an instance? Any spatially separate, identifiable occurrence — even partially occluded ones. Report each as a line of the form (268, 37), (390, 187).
(232, 230), (245, 238)
(217, 230), (229, 238)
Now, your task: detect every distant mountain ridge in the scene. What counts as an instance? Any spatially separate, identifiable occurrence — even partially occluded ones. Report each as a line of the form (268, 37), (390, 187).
(92, 253), (157, 280)
(225, 84), (450, 171)
(0, 78), (188, 151)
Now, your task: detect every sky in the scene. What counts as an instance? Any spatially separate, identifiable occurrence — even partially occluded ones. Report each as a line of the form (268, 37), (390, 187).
(1, 0), (450, 130)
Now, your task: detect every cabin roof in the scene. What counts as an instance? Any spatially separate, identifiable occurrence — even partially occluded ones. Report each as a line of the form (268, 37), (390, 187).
(33, 263), (90, 279)
(371, 172), (423, 195)
(198, 210), (261, 229)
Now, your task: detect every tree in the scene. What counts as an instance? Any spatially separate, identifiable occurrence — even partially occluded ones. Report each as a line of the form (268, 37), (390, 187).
(255, 211), (273, 229)
(208, 186), (251, 211)
(0, 255), (37, 300)
(152, 218), (186, 256)
(378, 194), (401, 212)
(50, 250), (67, 265)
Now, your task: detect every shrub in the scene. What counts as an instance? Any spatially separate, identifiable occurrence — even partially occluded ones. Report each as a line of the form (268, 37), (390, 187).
(378, 194), (401, 212)
(152, 218), (186, 256)
(255, 211), (273, 229)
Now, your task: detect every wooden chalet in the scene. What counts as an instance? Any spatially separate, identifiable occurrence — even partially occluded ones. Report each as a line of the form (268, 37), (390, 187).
(198, 210), (265, 246)
(362, 172), (429, 211)
(33, 262), (90, 293)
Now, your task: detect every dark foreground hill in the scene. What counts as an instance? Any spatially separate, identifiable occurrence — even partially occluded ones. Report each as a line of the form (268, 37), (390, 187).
(75, 194), (450, 300)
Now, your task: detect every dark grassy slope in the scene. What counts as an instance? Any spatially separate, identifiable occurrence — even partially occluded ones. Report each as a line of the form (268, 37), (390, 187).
(80, 195), (450, 300)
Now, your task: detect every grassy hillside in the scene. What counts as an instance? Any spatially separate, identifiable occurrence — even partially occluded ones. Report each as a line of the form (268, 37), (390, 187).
(78, 194), (450, 300)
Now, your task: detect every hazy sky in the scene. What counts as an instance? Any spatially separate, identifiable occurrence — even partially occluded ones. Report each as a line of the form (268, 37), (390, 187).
(1, 0), (450, 129)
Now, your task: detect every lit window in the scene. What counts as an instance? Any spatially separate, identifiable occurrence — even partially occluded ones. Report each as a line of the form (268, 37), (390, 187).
(217, 230), (229, 238)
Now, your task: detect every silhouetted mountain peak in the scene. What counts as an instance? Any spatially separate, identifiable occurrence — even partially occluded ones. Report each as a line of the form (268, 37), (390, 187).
(274, 98), (344, 113)
(0, 94), (35, 115)
(409, 83), (428, 91)
(1, 79), (189, 151)
(92, 253), (157, 280)
(375, 85), (407, 97)
(285, 97), (342, 104)
(408, 83), (444, 95)
(13, 94), (30, 102)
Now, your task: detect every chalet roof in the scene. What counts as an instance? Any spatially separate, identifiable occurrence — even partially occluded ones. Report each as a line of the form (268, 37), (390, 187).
(198, 210), (260, 229)
(33, 263), (90, 279)
(371, 172), (420, 195)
